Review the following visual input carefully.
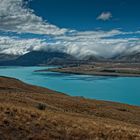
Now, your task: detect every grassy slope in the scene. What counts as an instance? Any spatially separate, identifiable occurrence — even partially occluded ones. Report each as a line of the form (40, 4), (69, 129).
(0, 76), (140, 140)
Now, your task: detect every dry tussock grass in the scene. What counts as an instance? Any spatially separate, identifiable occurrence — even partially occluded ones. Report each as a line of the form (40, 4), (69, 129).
(0, 76), (140, 140)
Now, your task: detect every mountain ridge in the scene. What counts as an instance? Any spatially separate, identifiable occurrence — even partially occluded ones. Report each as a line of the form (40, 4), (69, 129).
(113, 52), (140, 62)
(0, 51), (140, 66)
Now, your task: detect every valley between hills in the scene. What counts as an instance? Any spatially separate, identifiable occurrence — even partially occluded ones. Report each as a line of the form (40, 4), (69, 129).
(0, 76), (140, 140)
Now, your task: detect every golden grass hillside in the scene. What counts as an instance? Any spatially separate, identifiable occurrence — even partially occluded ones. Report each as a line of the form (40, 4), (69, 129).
(0, 76), (140, 140)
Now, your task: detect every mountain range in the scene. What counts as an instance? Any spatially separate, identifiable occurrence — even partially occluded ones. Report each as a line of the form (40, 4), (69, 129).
(0, 51), (79, 66)
(0, 51), (139, 66)
(0, 53), (19, 62)
(113, 52), (140, 62)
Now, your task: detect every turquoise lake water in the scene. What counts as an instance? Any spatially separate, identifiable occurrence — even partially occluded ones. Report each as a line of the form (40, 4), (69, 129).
(0, 66), (140, 106)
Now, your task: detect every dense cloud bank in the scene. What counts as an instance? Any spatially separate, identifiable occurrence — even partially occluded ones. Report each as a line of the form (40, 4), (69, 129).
(0, 0), (140, 58)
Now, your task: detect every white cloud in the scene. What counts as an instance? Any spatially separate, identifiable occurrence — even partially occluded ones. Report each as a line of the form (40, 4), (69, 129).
(0, 36), (48, 55)
(97, 12), (112, 21)
(0, 1), (139, 59)
(0, 0), (67, 35)
(53, 30), (140, 58)
(0, 30), (140, 58)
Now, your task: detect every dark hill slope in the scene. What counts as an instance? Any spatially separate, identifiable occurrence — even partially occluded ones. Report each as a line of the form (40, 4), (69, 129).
(0, 51), (78, 66)
(114, 52), (140, 62)
(0, 53), (19, 62)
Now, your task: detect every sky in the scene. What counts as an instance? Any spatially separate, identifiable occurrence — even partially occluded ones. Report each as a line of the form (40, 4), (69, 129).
(0, 0), (140, 58)
(29, 0), (140, 31)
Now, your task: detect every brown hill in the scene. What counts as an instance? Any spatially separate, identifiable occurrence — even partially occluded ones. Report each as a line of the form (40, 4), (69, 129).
(0, 76), (140, 140)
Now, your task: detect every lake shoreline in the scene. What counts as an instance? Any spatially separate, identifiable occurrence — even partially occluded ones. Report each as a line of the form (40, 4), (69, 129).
(36, 68), (140, 77)
(44, 62), (140, 77)
(1, 66), (140, 106)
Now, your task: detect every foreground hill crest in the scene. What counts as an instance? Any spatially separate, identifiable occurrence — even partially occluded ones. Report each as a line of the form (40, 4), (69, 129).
(0, 76), (140, 139)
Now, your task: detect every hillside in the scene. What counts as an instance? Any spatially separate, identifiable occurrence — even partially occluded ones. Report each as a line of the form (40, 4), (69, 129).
(114, 52), (140, 62)
(0, 76), (140, 139)
(0, 51), (140, 67)
(0, 51), (79, 66)
(0, 53), (19, 62)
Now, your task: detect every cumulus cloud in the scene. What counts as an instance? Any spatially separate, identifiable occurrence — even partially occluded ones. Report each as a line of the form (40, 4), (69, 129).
(97, 12), (112, 21)
(0, 1), (139, 59)
(0, 0), (67, 35)
(0, 29), (140, 58)
(0, 36), (48, 55)
(53, 30), (140, 58)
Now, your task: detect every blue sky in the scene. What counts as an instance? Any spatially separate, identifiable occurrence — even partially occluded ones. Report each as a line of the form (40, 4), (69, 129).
(29, 0), (140, 31)
(0, 0), (139, 57)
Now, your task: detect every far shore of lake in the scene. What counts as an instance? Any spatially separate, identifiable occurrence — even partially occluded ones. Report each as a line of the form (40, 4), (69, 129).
(35, 62), (140, 77)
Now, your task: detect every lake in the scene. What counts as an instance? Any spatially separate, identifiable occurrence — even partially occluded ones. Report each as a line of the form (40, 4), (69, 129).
(0, 66), (140, 106)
